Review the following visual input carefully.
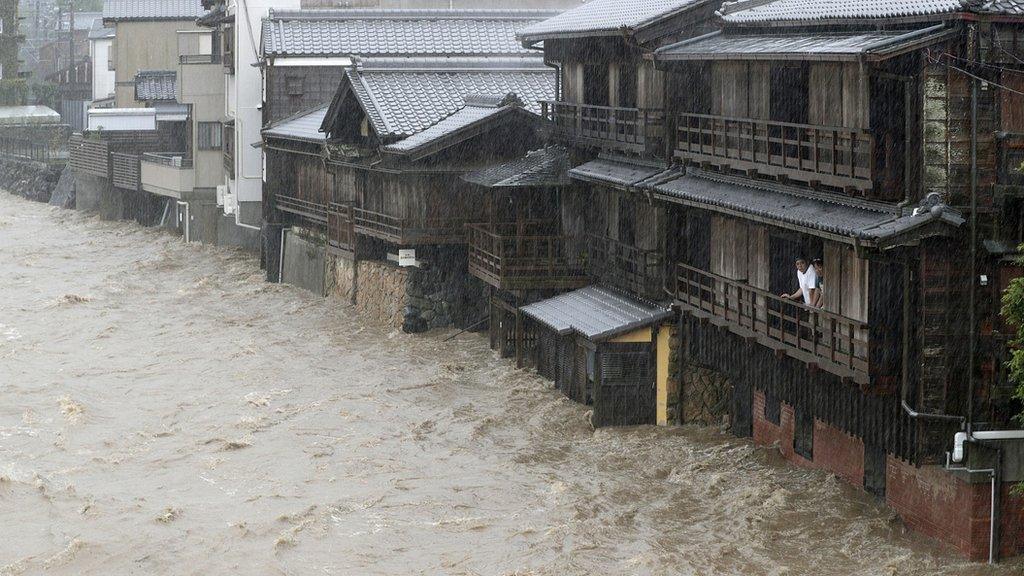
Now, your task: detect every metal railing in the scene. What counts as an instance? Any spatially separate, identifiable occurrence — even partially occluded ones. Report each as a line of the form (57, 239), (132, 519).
(179, 54), (223, 65)
(675, 262), (869, 379)
(587, 234), (665, 298)
(466, 221), (588, 290)
(541, 100), (665, 153)
(141, 152), (193, 168)
(675, 113), (875, 192)
(0, 137), (65, 163)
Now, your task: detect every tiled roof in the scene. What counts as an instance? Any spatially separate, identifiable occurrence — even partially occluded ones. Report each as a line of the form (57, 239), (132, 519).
(103, 0), (206, 22)
(974, 0), (1024, 14)
(521, 285), (673, 342)
(262, 9), (556, 57)
(569, 156), (668, 189)
(716, 0), (1023, 22)
(518, 0), (709, 42)
(463, 147), (570, 188)
(344, 57), (555, 139)
(655, 26), (957, 61)
(134, 70), (177, 102)
(263, 106), (329, 142)
(383, 94), (530, 158)
(648, 168), (964, 246)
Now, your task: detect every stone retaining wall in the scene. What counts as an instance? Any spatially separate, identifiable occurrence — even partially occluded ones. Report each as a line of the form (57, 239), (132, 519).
(0, 157), (63, 203)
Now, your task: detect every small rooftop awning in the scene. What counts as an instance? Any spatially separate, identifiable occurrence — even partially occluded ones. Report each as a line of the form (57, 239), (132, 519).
(521, 285), (673, 343)
(462, 146), (570, 188)
(569, 156), (667, 190)
(263, 106), (329, 143)
(648, 168), (964, 249)
(153, 102), (189, 122)
(655, 24), (958, 62)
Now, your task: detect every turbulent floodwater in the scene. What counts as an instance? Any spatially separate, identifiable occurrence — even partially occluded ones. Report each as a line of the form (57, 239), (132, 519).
(0, 192), (1020, 576)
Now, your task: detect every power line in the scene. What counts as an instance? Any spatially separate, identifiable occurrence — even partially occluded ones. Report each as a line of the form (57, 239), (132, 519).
(927, 52), (1024, 98)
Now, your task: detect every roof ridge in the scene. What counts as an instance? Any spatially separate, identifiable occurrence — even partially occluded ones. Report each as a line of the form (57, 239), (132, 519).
(267, 8), (560, 21)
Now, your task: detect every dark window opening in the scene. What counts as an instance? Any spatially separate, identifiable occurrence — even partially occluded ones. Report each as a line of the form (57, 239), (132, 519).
(619, 64), (638, 109)
(764, 391), (781, 425)
(769, 62), (809, 125)
(583, 63), (610, 107)
(794, 407), (814, 460)
(617, 196), (636, 247)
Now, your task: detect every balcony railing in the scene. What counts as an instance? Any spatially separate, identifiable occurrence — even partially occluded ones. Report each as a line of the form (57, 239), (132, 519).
(467, 221), (588, 291)
(142, 152), (193, 168)
(110, 152), (141, 191)
(541, 100), (665, 154)
(675, 113), (875, 193)
(587, 234), (665, 298)
(328, 201), (356, 256)
(675, 263), (869, 382)
(276, 194), (327, 224)
(353, 208), (471, 245)
(69, 134), (110, 177)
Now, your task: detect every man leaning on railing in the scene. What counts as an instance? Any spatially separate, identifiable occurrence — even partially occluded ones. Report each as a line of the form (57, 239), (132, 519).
(780, 257), (818, 307)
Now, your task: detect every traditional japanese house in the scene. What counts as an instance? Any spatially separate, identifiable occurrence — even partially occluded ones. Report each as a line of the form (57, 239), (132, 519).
(260, 9), (559, 330)
(508, 0), (721, 425)
(644, 0), (1024, 561)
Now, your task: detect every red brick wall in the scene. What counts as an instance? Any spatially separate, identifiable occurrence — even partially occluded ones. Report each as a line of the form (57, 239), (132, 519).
(752, 391), (863, 485)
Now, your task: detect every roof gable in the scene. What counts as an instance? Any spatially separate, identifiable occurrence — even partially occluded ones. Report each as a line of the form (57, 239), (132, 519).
(518, 0), (711, 43)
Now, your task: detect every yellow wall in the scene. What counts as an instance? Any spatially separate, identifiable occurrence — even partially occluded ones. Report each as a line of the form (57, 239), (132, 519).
(656, 325), (671, 426)
(610, 328), (652, 344)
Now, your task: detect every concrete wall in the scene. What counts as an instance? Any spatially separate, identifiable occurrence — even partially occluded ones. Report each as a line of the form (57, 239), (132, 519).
(216, 213), (261, 251)
(178, 54), (225, 189)
(112, 20), (200, 107)
(280, 230), (326, 294)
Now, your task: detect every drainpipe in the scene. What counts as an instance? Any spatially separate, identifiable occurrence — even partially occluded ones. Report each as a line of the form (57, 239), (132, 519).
(968, 23), (979, 436)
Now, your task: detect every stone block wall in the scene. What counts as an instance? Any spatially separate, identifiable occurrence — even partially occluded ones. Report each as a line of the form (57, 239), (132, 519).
(681, 365), (731, 426)
(354, 259), (408, 329)
(0, 157), (63, 202)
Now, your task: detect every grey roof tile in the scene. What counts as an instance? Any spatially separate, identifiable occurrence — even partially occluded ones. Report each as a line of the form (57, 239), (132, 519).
(346, 57), (555, 139)
(263, 106), (329, 142)
(134, 70), (177, 102)
(648, 168), (964, 245)
(655, 26), (956, 61)
(263, 9), (554, 57)
(462, 146), (570, 188)
(568, 156), (667, 189)
(519, 0), (708, 41)
(103, 0), (206, 22)
(716, 0), (1024, 23)
(521, 285), (673, 342)
(383, 96), (518, 155)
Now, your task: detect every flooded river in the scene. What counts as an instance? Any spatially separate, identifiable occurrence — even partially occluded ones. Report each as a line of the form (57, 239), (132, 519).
(0, 192), (1019, 575)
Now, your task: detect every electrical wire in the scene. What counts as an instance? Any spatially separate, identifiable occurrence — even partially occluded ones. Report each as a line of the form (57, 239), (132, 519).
(927, 51), (1024, 97)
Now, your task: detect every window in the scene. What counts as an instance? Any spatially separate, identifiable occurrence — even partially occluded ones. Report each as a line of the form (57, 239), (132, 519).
(197, 122), (223, 150)
(764, 392), (781, 425)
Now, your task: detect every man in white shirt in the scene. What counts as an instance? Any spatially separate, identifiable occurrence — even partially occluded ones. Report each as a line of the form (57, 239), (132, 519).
(781, 258), (817, 306)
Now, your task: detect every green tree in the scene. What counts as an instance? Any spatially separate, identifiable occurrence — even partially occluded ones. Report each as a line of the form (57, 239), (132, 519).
(1002, 161), (1024, 429)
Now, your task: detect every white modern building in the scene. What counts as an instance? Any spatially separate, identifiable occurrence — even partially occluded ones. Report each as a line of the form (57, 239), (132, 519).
(87, 22), (115, 105)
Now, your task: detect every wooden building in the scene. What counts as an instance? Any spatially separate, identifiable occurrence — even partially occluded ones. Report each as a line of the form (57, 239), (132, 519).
(511, 0), (1024, 559)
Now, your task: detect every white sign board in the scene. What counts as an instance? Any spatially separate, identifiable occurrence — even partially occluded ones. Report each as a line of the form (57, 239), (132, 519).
(398, 249), (417, 267)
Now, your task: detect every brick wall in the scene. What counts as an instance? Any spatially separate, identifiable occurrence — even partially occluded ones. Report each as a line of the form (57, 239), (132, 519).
(752, 391), (865, 486)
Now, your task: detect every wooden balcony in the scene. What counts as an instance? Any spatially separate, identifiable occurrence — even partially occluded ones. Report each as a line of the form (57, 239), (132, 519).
(466, 221), (588, 291)
(352, 208), (471, 246)
(674, 113), (875, 193)
(587, 234), (665, 299)
(276, 194), (327, 224)
(541, 100), (665, 155)
(674, 263), (869, 383)
(110, 152), (141, 192)
(327, 201), (356, 257)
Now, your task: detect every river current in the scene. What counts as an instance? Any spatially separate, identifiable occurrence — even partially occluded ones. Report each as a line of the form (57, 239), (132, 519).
(0, 192), (1019, 575)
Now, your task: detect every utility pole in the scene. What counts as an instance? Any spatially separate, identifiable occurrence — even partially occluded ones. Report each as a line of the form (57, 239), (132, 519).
(68, 0), (74, 82)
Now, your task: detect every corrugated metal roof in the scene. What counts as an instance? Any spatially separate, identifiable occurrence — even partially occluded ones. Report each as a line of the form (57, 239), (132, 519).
(263, 9), (553, 57)
(134, 70), (177, 102)
(88, 26), (116, 40)
(103, 0), (206, 22)
(462, 146), (570, 188)
(0, 106), (62, 126)
(263, 106), (329, 142)
(569, 157), (667, 189)
(519, 0), (708, 41)
(521, 285), (673, 342)
(346, 58), (555, 139)
(649, 168), (964, 245)
(655, 26), (956, 61)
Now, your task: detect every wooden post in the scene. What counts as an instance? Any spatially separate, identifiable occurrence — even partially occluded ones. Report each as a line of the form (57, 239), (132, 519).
(515, 309), (523, 369)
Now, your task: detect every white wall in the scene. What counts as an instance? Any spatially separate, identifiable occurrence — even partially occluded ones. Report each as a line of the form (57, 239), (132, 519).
(90, 38), (115, 102)
(225, 0), (300, 216)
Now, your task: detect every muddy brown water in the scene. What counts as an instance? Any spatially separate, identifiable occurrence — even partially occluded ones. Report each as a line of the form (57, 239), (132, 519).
(0, 193), (1020, 575)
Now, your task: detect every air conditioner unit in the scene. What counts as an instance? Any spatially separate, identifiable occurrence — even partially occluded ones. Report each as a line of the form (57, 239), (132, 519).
(223, 192), (236, 215)
(216, 184), (227, 206)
